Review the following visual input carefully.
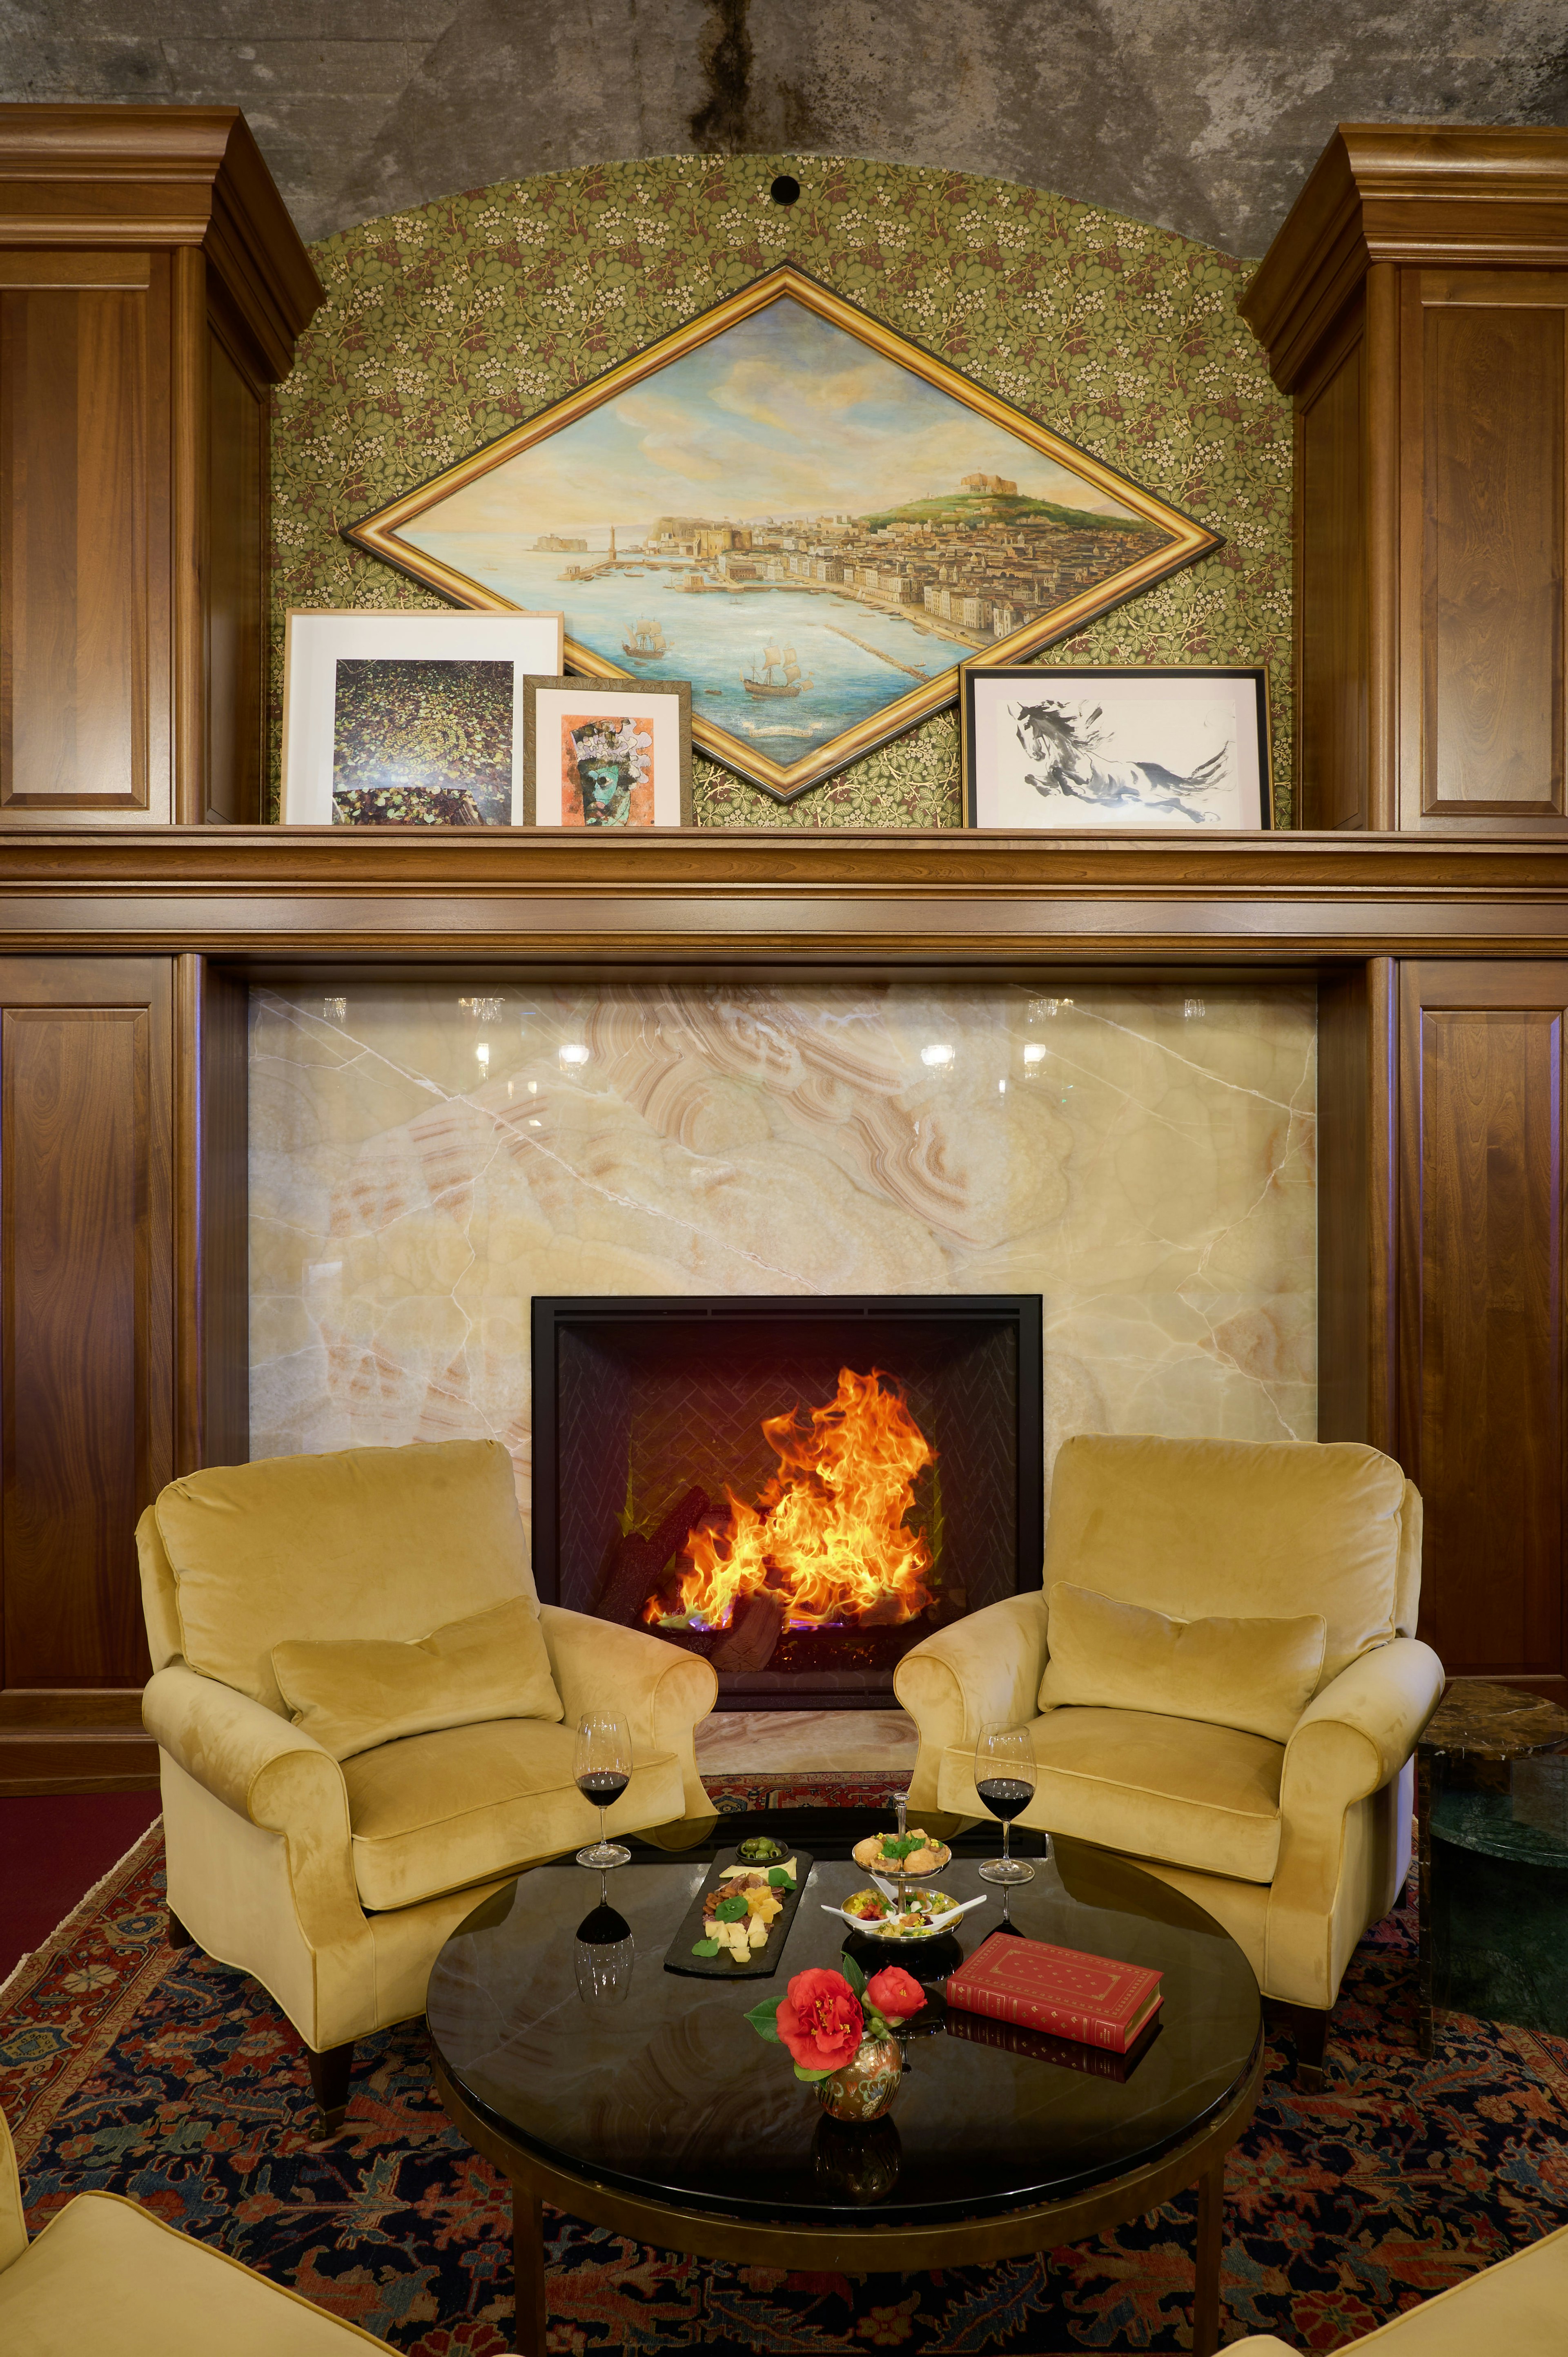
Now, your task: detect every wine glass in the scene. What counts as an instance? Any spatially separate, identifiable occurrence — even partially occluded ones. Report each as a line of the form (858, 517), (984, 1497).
(975, 1721), (1038, 1886)
(575, 1711), (633, 1869)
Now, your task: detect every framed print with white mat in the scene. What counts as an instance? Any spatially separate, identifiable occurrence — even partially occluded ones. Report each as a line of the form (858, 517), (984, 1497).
(282, 609), (563, 825)
(962, 665), (1271, 831)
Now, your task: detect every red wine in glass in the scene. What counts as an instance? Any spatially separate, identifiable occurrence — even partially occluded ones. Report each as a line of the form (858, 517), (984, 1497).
(975, 1776), (1033, 1820)
(975, 1724), (1038, 1884)
(575, 1714), (633, 1868)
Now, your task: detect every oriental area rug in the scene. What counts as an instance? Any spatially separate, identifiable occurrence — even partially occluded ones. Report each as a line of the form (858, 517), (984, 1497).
(4, 1813), (1568, 2357)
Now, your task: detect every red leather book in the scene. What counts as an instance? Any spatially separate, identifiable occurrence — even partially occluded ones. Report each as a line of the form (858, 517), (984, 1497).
(944, 1931), (1163, 2052)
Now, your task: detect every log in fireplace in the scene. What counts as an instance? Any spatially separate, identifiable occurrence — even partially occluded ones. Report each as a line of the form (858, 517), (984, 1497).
(531, 1296), (1043, 1709)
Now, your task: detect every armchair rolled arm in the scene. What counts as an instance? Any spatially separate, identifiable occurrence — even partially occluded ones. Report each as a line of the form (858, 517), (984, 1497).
(1281, 1637), (1445, 1818)
(143, 1664), (350, 1834)
(540, 1606), (717, 1820)
(1265, 1636), (1443, 2009)
(895, 1593), (1050, 1811)
(143, 1664), (368, 1963)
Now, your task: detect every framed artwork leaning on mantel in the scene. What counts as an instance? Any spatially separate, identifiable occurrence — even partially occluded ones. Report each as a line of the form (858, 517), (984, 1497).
(343, 264), (1221, 804)
(523, 677), (693, 827)
(961, 665), (1272, 831)
(281, 609), (564, 825)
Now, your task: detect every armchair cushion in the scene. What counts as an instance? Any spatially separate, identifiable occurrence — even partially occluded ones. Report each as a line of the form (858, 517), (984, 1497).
(272, 1594), (562, 1761)
(1042, 1434), (1406, 1684)
(1038, 1580), (1327, 1743)
(155, 1438), (535, 1714)
(939, 1706), (1285, 1882)
(341, 1717), (686, 1910)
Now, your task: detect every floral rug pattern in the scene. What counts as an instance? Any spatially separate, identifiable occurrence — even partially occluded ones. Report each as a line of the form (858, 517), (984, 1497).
(4, 1822), (1568, 2355)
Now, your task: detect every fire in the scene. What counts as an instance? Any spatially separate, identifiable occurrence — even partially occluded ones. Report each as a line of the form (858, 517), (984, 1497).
(646, 1367), (936, 1632)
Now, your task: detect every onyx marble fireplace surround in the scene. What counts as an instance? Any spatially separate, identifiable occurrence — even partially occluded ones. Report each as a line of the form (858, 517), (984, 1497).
(249, 968), (1317, 1719)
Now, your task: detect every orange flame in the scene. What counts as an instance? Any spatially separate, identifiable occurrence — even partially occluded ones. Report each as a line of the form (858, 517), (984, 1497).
(646, 1366), (936, 1632)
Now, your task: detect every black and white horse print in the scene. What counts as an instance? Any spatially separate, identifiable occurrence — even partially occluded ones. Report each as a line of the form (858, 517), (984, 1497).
(1010, 698), (1229, 823)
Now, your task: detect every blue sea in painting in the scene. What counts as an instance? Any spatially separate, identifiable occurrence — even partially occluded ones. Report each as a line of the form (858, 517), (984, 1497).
(402, 541), (978, 758)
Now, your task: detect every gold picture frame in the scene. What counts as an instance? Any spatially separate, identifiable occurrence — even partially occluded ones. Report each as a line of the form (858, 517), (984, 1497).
(345, 266), (1220, 803)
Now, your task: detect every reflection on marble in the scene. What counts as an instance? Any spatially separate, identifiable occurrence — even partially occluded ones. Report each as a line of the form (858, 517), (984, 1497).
(249, 979), (1316, 1546)
(695, 1710), (919, 1775)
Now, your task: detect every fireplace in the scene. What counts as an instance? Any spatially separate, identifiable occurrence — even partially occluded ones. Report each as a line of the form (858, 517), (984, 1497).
(530, 1296), (1043, 1708)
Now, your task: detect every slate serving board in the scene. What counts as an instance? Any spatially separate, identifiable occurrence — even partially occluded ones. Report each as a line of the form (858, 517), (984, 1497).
(662, 1848), (814, 1980)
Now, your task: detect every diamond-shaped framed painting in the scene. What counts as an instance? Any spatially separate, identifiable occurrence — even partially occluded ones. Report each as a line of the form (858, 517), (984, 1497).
(345, 265), (1221, 803)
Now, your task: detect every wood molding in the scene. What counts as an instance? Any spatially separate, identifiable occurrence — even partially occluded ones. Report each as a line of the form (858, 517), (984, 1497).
(1242, 125), (1568, 391)
(6, 830), (1568, 961)
(0, 105), (321, 380)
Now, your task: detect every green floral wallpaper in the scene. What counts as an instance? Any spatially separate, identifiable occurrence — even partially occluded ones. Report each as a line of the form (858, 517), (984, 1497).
(270, 154), (1291, 828)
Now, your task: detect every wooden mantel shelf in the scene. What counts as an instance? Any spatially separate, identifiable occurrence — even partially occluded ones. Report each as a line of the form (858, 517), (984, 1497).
(6, 827), (1568, 962)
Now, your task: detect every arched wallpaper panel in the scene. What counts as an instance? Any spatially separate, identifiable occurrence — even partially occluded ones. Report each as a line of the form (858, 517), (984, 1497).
(268, 153), (1291, 827)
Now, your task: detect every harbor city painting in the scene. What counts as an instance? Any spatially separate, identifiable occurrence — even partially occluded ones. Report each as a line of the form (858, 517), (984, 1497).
(347, 268), (1220, 798)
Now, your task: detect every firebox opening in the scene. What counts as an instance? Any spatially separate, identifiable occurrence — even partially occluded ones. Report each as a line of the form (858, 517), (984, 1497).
(531, 1296), (1043, 1709)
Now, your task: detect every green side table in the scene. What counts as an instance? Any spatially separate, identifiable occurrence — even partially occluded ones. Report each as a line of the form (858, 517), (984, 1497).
(1417, 1678), (1568, 2055)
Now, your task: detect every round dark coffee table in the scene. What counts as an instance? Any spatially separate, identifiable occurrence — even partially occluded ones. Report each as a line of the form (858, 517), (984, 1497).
(426, 1811), (1263, 2357)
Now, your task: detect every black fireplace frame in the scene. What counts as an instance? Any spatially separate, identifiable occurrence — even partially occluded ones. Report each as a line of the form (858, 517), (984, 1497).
(529, 1294), (1044, 1702)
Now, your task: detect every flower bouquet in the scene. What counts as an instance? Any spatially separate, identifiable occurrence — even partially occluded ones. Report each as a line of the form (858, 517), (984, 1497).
(746, 1951), (925, 2121)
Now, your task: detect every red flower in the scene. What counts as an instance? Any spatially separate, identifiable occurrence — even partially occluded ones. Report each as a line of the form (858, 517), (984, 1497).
(865, 1966), (925, 2023)
(776, 1967), (863, 2072)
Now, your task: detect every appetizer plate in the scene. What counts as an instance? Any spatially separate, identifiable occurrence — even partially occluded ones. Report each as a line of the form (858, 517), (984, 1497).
(662, 1849), (814, 1979)
(850, 1828), (953, 1878)
(829, 1884), (987, 1941)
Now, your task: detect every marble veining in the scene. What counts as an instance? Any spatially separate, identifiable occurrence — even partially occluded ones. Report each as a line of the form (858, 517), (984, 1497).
(249, 979), (1316, 1548)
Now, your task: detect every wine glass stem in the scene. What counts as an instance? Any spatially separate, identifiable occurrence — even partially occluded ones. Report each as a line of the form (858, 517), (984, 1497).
(599, 1803), (607, 1852)
(1002, 1819), (1012, 1866)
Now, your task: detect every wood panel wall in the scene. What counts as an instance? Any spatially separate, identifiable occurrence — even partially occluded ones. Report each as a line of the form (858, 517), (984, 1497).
(0, 254), (167, 817)
(1400, 275), (1568, 830)
(1399, 962), (1568, 1700)
(0, 957), (173, 1785)
(0, 105), (321, 828)
(1241, 127), (1568, 834)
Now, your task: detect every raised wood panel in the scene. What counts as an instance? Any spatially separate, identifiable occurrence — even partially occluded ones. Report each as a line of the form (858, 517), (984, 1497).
(0, 263), (169, 815)
(1400, 963), (1567, 1694)
(0, 960), (172, 1751)
(1297, 328), (1368, 829)
(174, 954), (249, 1475)
(2, 1008), (150, 1683)
(204, 322), (265, 826)
(1316, 959), (1396, 1452)
(1422, 297), (1565, 816)
(0, 109), (320, 835)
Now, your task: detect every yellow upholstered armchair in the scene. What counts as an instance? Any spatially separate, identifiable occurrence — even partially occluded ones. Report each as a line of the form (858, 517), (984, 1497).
(895, 1435), (1444, 2077)
(138, 1438), (716, 2128)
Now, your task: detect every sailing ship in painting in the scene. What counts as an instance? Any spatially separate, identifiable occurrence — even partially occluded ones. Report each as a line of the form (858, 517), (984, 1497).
(622, 617), (667, 662)
(744, 643), (813, 700)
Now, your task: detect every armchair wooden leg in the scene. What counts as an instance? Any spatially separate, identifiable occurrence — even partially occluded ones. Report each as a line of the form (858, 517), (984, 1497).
(305, 2040), (355, 2135)
(166, 1907), (194, 1950)
(1268, 1999), (1330, 2089)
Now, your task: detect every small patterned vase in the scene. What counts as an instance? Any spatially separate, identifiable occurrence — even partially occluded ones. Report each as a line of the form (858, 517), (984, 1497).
(817, 2031), (902, 2122)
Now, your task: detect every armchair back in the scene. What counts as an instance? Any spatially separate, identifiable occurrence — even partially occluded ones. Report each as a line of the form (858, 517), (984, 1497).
(1043, 1435), (1415, 1686)
(137, 1439), (536, 1714)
